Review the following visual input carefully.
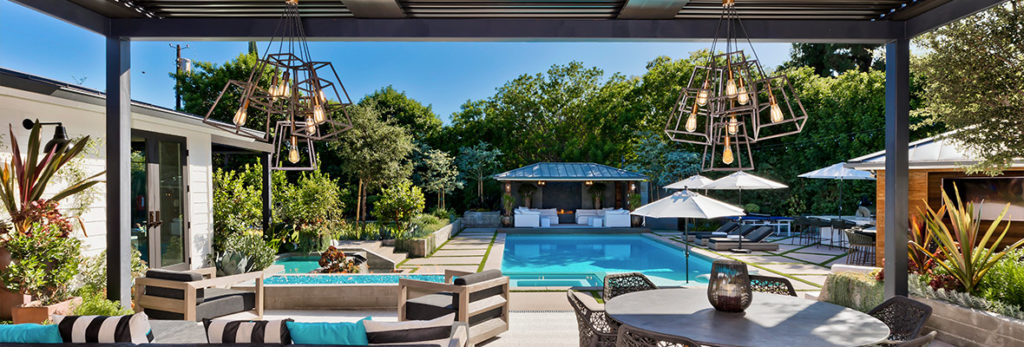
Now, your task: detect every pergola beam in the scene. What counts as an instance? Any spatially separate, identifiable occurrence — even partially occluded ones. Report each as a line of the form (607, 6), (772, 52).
(109, 17), (901, 43)
(10, 0), (110, 36)
(105, 37), (132, 308)
(618, 0), (691, 19)
(906, 0), (1007, 37)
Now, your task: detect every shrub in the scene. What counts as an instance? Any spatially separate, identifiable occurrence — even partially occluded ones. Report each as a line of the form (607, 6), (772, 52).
(212, 164), (267, 252)
(372, 181), (425, 228)
(743, 203), (761, 214)
(78, 249), (149, 297)
(0, 223), (81, 305)
(821, 272), (884, 313)
(317, 246), (359, 273)
(73, 294), (133, 316)
(409, 214), (448, 239)
(429, 207), (454, 222)
(217, 232), (276, 274)
(277, 169), (346, 253)
(978, 248), (1024, 310)
(910, 274), (1024, 320)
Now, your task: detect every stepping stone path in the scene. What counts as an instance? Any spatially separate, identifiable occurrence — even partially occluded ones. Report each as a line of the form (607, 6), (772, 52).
(397, 228), (497, 273)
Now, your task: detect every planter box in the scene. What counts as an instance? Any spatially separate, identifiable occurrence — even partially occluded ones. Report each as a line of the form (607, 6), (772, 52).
(396, 219), (462, 258)
(463, 211), (500, 228)
(915, 296), (1024, 347)
(12, 296), (81, 324)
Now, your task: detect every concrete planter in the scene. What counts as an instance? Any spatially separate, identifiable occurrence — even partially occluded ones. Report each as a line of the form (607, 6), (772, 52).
(12, 296), (81, 324)
(463, 211), (500, 228)
(915, 296), (1024, 347)
(395, 219), (461, 258)
(0, 246), (30, 320)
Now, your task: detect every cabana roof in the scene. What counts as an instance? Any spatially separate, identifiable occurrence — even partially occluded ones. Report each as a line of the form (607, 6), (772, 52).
(493, 162), (647, 182)
(845, 131), (1024, 170)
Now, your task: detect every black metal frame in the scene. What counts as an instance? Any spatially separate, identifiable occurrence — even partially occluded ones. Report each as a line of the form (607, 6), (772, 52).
(9, 0), (1007, 308)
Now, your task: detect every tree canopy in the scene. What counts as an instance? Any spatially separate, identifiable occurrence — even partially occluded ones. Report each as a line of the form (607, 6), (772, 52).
(360, 86), (444, 144)
(781, 44), (883, 77)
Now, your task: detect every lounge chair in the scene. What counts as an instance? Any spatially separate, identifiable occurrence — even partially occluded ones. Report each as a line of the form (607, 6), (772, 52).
(398, 269), (510, 346)
(708, 221), (740, 237)
(708, 226), (778, 251)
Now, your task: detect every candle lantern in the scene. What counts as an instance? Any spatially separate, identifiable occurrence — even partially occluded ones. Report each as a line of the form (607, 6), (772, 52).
(707, 260), (752, 312)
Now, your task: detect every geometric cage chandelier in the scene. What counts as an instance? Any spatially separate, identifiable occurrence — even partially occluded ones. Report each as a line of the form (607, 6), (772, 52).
(202, 0), (353, 171)
(664, 0), (807, 172)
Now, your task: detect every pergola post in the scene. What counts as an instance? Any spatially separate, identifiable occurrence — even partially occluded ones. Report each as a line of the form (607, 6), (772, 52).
(261, 153), (273, 233)
(105, 36), (132, 307)
(883, 37), (910, 298)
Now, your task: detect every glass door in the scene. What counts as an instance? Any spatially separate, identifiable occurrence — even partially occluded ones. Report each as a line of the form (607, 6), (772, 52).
(130, 131), (190, 269)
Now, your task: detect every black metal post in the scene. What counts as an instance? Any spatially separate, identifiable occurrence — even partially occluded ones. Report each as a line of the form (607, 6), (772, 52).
(105, 36), (132, 308)
(684, 217), (689, 283)
(884, 37), (910, 298)
(260, 153), (273, 233)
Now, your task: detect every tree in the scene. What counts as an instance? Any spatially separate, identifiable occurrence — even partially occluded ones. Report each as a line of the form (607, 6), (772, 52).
(360, 86), (443, 143)
(781, 44), (882, 77)
(417, 148), (462, 209)
(914, 0), (1024, 174)
(326, 103), (414, 220)
(624, 131), (701, 199)
(456, 142), (502, 207)
(372, 181), (425, 230)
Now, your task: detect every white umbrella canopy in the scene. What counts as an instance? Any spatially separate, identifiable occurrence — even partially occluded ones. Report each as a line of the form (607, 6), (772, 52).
(631, 190), (746, 219)
(798, 162), (875, 180)
(702, 171), (788, 205)
(664, 175), (714, 190)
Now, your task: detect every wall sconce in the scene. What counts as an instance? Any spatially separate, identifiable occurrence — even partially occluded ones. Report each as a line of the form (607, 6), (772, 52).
(22, 119), (69, 153)
(585, 181), (594, 186)
(504, 183), (511, 193)
(537, 181), (546, 186)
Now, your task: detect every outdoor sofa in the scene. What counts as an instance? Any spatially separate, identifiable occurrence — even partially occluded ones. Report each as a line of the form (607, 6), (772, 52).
(6, 319), (469, 347)
(576, 208), (631, 227)
(708, 226), (779, 251)
(398, 269), (509, 346)
(512, 207), (557, 227)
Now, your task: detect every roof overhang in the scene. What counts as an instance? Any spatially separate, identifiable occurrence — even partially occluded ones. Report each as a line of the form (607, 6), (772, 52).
(494, 177), (647, 182)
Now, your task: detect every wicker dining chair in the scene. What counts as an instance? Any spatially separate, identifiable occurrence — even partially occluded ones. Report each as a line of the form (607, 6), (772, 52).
(603, 272), (657, 301)
(615, 324), (700, 347)
(749, 274), (797, 297)
(567, 289), (619, 347)
(868, 296), (933, 343)
(895, 331), (937, 347)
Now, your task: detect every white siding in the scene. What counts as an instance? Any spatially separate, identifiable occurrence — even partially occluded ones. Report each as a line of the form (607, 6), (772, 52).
(0, 86), (217, 269)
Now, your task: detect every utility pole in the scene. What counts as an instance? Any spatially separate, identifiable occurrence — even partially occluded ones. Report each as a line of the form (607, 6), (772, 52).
(170, 43), (190, 111)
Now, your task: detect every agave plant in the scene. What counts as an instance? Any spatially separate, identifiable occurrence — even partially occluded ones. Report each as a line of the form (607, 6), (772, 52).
(907, 214), (940, 274)
(910, 185), (1024, 294)
(0, 122), (104, 234)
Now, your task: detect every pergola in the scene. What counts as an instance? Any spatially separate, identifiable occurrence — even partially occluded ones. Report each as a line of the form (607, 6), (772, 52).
(10, 0), (1008, 307)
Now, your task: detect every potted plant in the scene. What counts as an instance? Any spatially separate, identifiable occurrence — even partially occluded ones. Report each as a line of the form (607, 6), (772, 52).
(517, 184), (536, 208)
(500, 193), (514, 227)
(1, 223), (83, 324)
(588, 183), (607, 209)
(627, 193), (643, 227)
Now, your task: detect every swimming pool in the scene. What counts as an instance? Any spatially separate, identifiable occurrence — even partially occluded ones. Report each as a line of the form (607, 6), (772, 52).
(264, 274), (444, 285)
(274, 256), (322, 274)
(501, 234), (712, 287)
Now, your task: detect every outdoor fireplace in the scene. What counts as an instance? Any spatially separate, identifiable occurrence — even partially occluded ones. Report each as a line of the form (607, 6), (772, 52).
(557, 209), (575, 224)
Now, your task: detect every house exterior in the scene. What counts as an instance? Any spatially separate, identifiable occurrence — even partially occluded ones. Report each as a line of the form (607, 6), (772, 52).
(0, 68), (271, 270)
(846, 133), (1024, 265)
(493, 162), (648, 224)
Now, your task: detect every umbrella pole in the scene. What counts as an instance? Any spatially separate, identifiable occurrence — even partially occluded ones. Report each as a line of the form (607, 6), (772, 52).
(684, 217), (689, 283)
(838, 179), (843, 217)
(732, 189), (750, 253)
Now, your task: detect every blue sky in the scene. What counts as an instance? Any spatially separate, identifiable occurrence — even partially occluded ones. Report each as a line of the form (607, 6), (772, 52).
(0, 0), (793, 123)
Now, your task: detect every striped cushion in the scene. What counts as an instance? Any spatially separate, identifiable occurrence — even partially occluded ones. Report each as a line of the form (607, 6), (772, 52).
(364, 313), (454, 345)
(51, 313), (154, 343)
(202, 319), (292, 344)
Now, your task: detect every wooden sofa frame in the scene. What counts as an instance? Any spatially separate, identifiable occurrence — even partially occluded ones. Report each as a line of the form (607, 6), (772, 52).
(398, 269), (510, 346)
(134, 267), (280, 321)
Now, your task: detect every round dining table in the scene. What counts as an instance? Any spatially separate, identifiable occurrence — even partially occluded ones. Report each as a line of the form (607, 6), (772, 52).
(605, 288), (890, 347)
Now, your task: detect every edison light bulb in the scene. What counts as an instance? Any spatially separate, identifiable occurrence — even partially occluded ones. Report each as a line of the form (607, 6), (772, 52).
(728, 116), (738, 135)
(233, 100), (249, 126)
(318, 89), (327, 104)
(737, 83), (749, 105)
(696, 81), (710, 106)
(725, 79), (737, 99)
(305, 116), (317, 135)
(685, 111), (697, 132)
(278, 72), (290, 98)
(287, 136), (300, 164)
(722, 136), (734, 165)
(770, 102), (784, 123)
(312, 104), (326, 123)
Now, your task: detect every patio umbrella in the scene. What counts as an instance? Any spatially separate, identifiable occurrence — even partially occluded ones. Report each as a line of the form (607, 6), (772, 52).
(799, 162), (875, 216)
(702, 171), (788, 205)
(632, 190), (746, 282)
(663, 175), (714, 190)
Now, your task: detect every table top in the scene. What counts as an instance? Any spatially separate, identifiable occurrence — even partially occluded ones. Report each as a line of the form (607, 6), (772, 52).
(606, 288), (890, 347)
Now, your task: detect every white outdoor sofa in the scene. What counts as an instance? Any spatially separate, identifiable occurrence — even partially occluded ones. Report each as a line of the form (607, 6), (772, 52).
(576, 208), (631, 227)
(514, 207), (558, 227)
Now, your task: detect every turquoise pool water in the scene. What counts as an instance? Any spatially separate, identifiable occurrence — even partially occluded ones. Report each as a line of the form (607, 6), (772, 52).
(501, 234), (712, 287)
(265, 274), (445, 285)
(274, 256), (321, 274)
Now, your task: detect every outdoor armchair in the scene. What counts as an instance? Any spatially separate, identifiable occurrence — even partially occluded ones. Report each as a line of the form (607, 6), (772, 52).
(615, 324), (700, 347)
(567, 289), (618, 347)
(514, 209), (541, 228)
(398, 269), (510, 346)
(868, 296), (933, 344)
(133, 266), (281, 321)
(603, 272), (657, 301)
(749, 275), (797, 297)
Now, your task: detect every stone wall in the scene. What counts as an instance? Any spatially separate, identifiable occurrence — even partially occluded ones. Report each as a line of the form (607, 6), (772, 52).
(464, 211), (501, 228)
(396, 219), (462, 257)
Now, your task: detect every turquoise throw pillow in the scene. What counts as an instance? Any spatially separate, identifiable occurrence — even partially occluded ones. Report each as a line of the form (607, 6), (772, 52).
(286, 318), (372, 346)
(0, 324), (63, 343)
